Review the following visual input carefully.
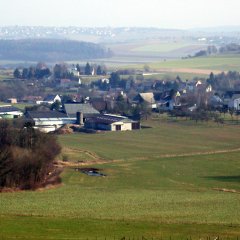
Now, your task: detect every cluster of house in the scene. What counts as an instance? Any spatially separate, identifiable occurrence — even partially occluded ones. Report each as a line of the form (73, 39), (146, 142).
(2, 77), (240, 133)
(0, 99), (140, 133)
(133, 81), (240, 111)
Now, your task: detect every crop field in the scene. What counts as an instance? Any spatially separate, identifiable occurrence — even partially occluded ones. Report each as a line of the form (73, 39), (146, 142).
(97, 53), (240, 79)
(108, 40), (206, 57)
(1, 119), (240, 239)
(108, 55), (240, 79)
(130, 42), (200, 53)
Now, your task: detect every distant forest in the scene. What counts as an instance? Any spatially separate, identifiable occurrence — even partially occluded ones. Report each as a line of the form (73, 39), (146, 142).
(0, 39), (113, 61)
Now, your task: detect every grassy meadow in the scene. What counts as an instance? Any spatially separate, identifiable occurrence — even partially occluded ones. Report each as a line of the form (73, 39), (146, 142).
(124, 55), (240, 75)
(148, 55), (240, 72)
(1, 119), (240, 239)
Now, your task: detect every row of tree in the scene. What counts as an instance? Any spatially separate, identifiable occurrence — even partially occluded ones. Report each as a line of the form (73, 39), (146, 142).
(13, 62), (108, 81)
(207, 71), (240, 90)
(14, 63), (51, 80)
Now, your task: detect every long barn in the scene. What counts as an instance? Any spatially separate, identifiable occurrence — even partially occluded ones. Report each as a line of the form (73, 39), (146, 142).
(84, 114), (140, 131)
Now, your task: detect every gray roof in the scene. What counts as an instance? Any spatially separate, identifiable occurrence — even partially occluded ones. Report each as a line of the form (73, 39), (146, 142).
(26, 111), (68, 119)
(43, 94), (60, 102)
(85, 114), (136, 124)
(0, 106), (22, 113)
(64, 103), (99, 117)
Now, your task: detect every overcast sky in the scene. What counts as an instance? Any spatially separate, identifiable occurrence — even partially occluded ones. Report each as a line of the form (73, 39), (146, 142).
(0, 0), (240, 29)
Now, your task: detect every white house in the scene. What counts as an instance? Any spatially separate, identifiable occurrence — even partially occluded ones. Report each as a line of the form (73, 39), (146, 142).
(38, 94), (61, 105)
(228, 95), (240, 110)
(133, 92), (156, 109)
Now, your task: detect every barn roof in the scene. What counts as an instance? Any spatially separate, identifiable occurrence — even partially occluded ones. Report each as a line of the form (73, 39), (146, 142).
(43, 94), (60, 102)
(0, 106), (22, 113)
(85, 114), (135, 125)
(26, 111), (68, 119)
(64, 103), (99, 117)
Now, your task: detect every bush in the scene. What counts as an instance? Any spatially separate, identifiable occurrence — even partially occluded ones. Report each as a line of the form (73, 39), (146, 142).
(0, 120), (61, 190)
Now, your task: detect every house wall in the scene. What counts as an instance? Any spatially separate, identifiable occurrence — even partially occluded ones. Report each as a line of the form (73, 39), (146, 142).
(228, 98), (240, 110)
(34, 126), (57, 133)
(33, 118), (75, 132)
(111, 122), (132, 131)
(0, 111), (23, 117)
(97, 123), (111, 131)
(234, 98), (240, 110)
(84, 122), (111, 131)
(54, 95), (61, 102)
(34, 118), (75, 126)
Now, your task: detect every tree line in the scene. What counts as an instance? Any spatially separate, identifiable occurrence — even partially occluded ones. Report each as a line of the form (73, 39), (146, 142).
(14, 63), (51, 79)
(207, 71), (240, 91)
(0, 39), (113, 61)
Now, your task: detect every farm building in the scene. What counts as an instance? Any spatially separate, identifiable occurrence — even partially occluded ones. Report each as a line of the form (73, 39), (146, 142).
(84, 114), (140, 131)
(64, 103), (99, 124)
(0, 105), (23, 119)
(7, 98), (18, 104)
(25, 111), (75, 133)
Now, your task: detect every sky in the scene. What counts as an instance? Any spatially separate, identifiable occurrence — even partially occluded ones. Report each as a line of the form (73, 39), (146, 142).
(0, 0), (240, 29)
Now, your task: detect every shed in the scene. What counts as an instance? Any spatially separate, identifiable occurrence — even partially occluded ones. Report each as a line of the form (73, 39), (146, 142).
(0, 105), (23, 118)
(84, 114), (140, 131)
(25, 110), (75, 133)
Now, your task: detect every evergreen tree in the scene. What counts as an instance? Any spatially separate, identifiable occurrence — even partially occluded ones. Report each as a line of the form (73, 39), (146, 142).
(28, 67), (35, 79)
(110, 72), (121, 88)
(13, 68), (21, 79)
(22, 68), (29, 79)
(96, 65), (102, 75)
(85, 62), (91, 75)
(76, 64), (81, 73)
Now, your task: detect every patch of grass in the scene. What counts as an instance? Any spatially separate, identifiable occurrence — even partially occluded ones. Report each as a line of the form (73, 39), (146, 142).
(1, 120), (240, 238)
(118, 55), (240, 75)
(143, 72), (206, 80)
(1, 216), (240, 240)
(60, 147), (98, 163)
(58, 121), (240, 161)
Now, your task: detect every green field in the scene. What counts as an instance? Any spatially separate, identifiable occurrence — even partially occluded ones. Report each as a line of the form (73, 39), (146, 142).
(1, 119), (240, 239)
(150, 55), (240, 71)
(129, 55), (240, 74)
(108, 40), (205, 56)
(101, 54), (240, 80)
(131, 42), (196, 53)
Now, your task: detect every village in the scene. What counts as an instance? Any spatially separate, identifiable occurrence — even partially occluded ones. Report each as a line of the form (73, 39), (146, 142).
(0, 63), (240, 132)
(0, 62), (240, 132)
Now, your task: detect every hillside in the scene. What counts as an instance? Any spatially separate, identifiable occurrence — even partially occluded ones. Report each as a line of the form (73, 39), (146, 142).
(1, 119), (240, 239)
(0, 39), (113, 62)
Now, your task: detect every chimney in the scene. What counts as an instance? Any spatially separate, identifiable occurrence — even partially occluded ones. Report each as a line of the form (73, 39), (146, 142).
(76, 112), (84, 125)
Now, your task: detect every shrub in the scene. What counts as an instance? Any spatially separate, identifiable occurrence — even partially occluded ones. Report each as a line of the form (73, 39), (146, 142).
(0, 120), (61, 190)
